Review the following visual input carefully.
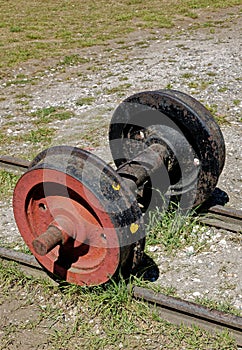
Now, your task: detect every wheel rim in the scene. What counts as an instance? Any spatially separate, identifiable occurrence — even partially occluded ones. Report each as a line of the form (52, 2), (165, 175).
(13, 146), (144, 285)
(109, 90), (225, 209)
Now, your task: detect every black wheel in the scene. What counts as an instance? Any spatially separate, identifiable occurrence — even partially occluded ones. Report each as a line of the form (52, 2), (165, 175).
(109, 90), (225, 209)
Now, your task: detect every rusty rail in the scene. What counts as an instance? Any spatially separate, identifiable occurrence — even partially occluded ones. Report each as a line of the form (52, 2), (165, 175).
(200, 205), (242, 233)
(0, 155), (29, 172)
(132, 286), (242, 346)
(0, 247), (42, 269)
(0, 247), (242, 345)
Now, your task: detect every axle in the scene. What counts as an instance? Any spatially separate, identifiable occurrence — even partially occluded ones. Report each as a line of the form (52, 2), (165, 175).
(117, 142), (167, 192)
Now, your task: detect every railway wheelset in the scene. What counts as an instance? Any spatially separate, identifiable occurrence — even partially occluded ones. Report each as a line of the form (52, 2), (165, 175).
(13, 89), (226, 287)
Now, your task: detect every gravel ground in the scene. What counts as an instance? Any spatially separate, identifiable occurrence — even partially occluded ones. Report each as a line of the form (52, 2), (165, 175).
(0, 5), (241, 317)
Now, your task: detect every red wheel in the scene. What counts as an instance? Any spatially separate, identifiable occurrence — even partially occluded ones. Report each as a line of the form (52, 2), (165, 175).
(13, 146), (144, 286)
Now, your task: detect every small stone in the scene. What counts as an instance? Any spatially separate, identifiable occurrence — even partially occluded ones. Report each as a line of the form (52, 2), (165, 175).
(192, 278), (201, 283)
(148, 246), (158, 252)
(193, 292), (201, 297)
(219, 239), (227, 247)
(186, 246), (194, 255)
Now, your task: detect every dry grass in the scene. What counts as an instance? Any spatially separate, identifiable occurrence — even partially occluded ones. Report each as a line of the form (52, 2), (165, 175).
(0, 0), (241, 74)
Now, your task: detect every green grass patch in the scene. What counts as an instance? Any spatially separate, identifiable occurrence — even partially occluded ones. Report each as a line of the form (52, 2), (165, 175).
(77, 119), (109, 148)
(59, 54), (90, 66)
(146, 205), (205, 253)
(218, 86), (228, 93)
(205, 103), (228, 125)
(181, 72), (194, 79)
(105, 83), (132, 95)
(0, 170), (20, 198)
(233, 99), (240, 106)
(76, 96), (96, 106)
(0, 259), (238, 350)
(195, 297), (241, 316)
(20, 127), (55, 144)
(32, 106), (74, 125)
(0, 126), (54, 148)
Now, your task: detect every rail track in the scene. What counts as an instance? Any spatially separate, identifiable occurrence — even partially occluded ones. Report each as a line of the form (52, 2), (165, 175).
(0, 246), (242, 346)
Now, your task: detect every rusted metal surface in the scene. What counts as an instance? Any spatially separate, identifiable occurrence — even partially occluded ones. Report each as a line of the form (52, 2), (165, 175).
(32, 225), (64, 256)
(0, 155), (30, 172)
(13, 146), (145, 286)
(209, 205), (242, 220)
(200, 205), (242, 233)
(0, 247), (42, 270)
(117, 143), (167, 190)
(132, 286), (242, 346)
(13, 167), (120, 286)
(109, 89), (225, 210)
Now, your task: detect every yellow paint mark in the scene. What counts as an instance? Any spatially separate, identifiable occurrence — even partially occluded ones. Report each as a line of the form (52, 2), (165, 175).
(130, 223), (139, 234)
(112, 182), (121, 191)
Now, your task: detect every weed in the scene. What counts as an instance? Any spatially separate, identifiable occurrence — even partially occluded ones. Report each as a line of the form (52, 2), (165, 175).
(200, 80), (213, 90)
(181, 72), (194, 79)
(0, 170), (20, 198)
(32, 106), (74, 125)
(205, 103), (228, 124)
(233, 99), (240, 106)
(77, 120), (109, 148)
(165, 83), (173, 89)
(76, 96), (96, 106)
(207, 71), (217, 77)
(146, 204), (204, 253)
(195, 297), (241, 316)
(218, 86), (228, 92)
(5, 77), (34, 86)
(188, 81), (199, 89)
(60, 54), (90, 66)
(119, 76), (129, 81)
(21, 127), (55, 144)
(104, 83), (132, 95)
(206, 103), (218, 115)
(10, 26), (22, 33)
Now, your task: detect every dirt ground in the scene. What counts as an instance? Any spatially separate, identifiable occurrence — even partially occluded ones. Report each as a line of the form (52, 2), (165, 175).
(0, 5), (242, 350)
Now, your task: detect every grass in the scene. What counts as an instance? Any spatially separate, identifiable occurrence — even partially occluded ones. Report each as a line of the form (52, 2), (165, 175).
(233, 99), (241, 106)
(76, 96), (96, 106)
(205, 103), (228, 124)
(0, 170), (20, 198)
(0, 0), (241, 74)
(0, 126), (54, 161)
(76, 119), (110, 148)
(145, 204), (206, 253)
(31, 106), (74, 125)
(195, 297), (241, 316)
(0, 106), (75, 160)
(0, 259), (238, 350)
(21, 127), (55, 144)
(104, 83), (133, 96)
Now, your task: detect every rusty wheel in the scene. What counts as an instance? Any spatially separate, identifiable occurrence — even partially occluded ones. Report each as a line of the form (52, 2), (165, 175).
(109, 90), (225, 209)
(13, 146), (144, 286)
